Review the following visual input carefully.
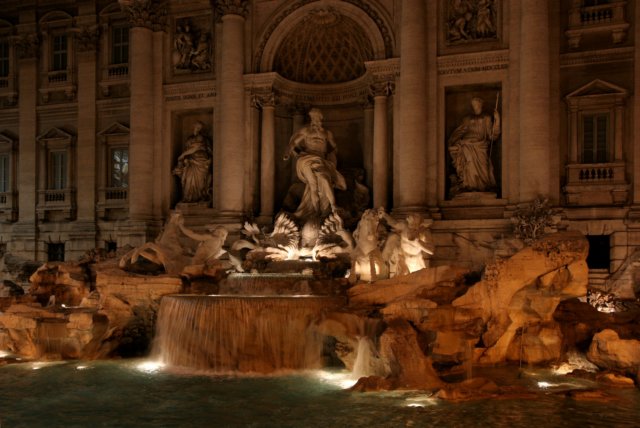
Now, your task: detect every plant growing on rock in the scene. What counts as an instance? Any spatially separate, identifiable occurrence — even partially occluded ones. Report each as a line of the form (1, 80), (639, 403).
(512, 197), (560, 244)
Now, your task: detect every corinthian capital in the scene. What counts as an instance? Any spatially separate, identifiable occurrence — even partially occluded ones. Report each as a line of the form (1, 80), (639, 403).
(214, 0), (249, 19)
(119, 0), (168, 31)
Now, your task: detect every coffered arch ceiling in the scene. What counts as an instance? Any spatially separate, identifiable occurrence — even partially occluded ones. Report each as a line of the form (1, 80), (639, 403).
(256, 0), (393, 83)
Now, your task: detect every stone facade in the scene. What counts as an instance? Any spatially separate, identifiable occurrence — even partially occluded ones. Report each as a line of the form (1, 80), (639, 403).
(0, 0), (638, 288)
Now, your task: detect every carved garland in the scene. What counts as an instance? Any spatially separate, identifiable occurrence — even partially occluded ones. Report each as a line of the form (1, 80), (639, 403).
(254, 0), (393, 72)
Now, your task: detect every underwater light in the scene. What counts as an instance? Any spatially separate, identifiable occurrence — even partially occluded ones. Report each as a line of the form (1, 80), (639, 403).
(136, 361), (165, 373)
(76, 365), (88, 370)
(315, 371), (359, 389)
(537, 381), (556, 389)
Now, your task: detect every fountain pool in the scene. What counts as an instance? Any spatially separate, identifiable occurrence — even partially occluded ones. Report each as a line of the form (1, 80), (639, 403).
(1, 360), (638, 427)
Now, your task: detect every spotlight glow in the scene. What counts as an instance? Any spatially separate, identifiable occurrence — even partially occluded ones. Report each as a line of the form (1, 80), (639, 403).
(315, 371), (359, 389)
(537, 381), (556, 389)
(136, 361), (165, 373)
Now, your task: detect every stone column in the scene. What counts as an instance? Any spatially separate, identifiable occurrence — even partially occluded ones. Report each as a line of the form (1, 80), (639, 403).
(215, 1), (248, 219)
(258, 93), (276, 219)
(372, 82), (391, 209)
(628, 2), (640, 229)
(120, 0), (166, 227)
(519, 0), (550, 201)
(362, 101), (374, 198)
(75, 26), (99, 223)
(71, 24), (100, 255)
(396, 0), (428, 213)
(12, 32), (39, 258)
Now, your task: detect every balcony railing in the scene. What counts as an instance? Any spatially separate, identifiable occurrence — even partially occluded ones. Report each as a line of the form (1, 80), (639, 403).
(47, 70), (68, 84)
(566, 1), (629, 47)
(36, 188), (76, 221)
(564, 162), (629, 205)
(105, 187), (128, 201)
(566, 162), (625, 185)
(106, 64), (129, 78)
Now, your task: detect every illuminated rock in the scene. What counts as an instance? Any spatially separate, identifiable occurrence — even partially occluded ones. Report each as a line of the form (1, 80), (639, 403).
(587, 329), (640, 372)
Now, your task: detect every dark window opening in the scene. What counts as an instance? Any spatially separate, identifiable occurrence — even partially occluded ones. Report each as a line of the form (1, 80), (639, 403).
(581, 114), (609, 164)
(586, 235), (610, 270)
(52, 34), (68, 71)
(106, 241), (117, 254)
(111, 26), (129, 65)
(0, 40), (9, 78)
(47, 243), (65, 262)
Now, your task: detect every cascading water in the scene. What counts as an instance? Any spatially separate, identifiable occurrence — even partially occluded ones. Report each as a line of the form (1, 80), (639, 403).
(152, 294), (344, 373)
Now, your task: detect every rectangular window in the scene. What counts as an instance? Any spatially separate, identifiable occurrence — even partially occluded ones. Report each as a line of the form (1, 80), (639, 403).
(52, 34), (68, 71)
(110, 148), (129, 188)
(47, 243), (65, 262)
(50, 151), (67, 190)
(111, 26), (129, 65)
(0, 154), (9, 193)
(582, 113), (609, 164)
(0, 40), (9, 79)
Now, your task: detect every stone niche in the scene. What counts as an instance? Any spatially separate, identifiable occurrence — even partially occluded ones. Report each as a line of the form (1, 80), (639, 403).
(274, 105), (369, 226)
(444, 83), (502, 203)
(171, 110), (213, 209)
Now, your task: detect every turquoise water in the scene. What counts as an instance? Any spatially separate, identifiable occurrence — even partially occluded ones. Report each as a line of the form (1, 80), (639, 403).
(1, 360), (639, 428)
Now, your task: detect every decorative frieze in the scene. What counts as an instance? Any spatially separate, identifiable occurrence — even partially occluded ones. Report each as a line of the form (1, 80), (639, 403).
(119, 0), (167, 31)
(163, 80), (216, 103)
(560, 47), (634, 68)
(437, 49), (508, 75)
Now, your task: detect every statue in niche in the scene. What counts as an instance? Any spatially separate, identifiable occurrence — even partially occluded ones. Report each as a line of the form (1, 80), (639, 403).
(173, 121), (212, 203)
(378, 208), (435, 277)
(447, 0), (498, 43)
(283, 108), (347, 220)
(447, 96), (500, 197)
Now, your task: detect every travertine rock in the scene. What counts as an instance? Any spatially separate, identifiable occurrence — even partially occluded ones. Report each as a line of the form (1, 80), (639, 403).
(587, 329), (640, 372)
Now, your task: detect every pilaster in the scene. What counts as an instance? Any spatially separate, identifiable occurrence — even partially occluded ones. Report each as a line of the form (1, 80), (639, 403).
(519, 0), (551, 201)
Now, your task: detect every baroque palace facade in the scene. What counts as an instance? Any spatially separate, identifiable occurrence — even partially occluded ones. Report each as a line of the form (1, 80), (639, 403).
(0, 0), (638, 284)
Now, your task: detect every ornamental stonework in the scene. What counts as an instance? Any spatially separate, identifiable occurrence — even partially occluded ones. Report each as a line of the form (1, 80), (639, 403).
(14, 33), (39, 60)
(76, 26), (100, 52)
(446, 0), (498, 44)
(214, 0), (249, 18)
(120, 0), (168, 31)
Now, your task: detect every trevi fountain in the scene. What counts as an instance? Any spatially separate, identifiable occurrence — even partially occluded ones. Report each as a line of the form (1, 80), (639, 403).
(0, 108), (638, 427)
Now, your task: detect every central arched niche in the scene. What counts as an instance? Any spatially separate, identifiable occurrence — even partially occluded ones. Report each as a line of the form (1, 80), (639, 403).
(273, 8), (374, 84)
(257, 1), (393, 224)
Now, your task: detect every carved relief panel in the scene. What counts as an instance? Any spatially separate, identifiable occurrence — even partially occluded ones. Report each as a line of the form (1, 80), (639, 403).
(172, 15), (213, 74)
(442, 0), (502, 53)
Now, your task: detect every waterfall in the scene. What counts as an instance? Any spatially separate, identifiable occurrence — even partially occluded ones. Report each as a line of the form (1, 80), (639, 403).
(152, 295), (343, 373)
(352, 337), (375, 378)
(36, 320), (69, 356)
